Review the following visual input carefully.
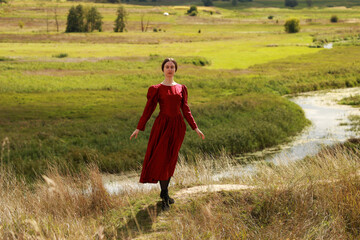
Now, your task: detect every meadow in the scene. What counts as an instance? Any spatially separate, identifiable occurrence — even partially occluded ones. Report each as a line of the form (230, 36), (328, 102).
(1, 0), (360, 181)
(1, 0), (360, 239)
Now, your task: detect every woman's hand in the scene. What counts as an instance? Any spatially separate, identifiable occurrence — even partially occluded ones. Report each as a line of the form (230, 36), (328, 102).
(195, 128), (205, 140)
(130, 129), (140, 140)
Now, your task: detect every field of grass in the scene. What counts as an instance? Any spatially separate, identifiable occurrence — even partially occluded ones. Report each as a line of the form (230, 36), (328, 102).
(1, 0), (360, 181)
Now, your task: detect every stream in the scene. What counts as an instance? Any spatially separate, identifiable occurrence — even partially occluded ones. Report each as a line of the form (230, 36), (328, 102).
(103, 87), (360, 194)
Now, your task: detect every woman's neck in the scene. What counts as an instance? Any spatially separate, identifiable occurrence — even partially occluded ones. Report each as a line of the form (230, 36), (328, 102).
(162, 77), (175, 85)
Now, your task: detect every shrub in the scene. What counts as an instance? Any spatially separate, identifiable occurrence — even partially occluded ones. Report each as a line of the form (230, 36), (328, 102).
(330, 15), (339, 23)
(53, 53), (68, 58)
(18, 21), (24, 29)
(285, 0), (298, 7)
(268, 15), (274, 20)
(186, 5), (198, 16)
(284, 18), (300, 33)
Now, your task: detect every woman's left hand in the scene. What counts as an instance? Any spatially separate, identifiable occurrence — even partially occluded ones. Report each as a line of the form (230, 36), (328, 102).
(195, 128), (205, 140)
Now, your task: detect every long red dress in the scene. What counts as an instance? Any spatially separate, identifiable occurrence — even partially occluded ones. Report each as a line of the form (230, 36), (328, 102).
(137, 83), (198, 183)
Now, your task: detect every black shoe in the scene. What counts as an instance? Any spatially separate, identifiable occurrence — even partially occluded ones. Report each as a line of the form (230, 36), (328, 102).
(160, 190), (175, 206)
(161, 198), (170, 211)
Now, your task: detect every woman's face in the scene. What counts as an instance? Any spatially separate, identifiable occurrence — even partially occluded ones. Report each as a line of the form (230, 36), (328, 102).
(164, 61), (176, 77)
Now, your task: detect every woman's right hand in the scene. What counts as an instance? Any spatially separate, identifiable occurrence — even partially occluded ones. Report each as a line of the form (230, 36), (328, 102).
(130, 129), (140, 140)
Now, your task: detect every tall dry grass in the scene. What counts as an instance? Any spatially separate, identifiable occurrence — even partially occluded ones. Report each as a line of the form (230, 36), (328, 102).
(161, 140), (360, 239)
(0, 162), (122, 239)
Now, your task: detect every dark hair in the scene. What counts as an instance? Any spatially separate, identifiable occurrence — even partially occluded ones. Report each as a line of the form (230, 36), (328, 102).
(161, 58), (178, 72)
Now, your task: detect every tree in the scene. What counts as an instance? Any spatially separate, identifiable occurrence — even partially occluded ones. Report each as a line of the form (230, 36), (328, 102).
(202, 0), (213, 6)
(284, 18), (300, 33)
(85, 7), (103, 32)
(186, 5), (198, 16)
(65, 5), (85, 33)
(285, 0), (298, 7)
(114, 6), (127, 32)
(53, 5), (60, 32)
(232, 0), (237, 6)
(140, 14), (150, 32)
(306, 0), (313, 7)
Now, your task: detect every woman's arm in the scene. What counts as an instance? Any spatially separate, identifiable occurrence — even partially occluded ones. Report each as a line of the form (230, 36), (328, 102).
(181, 85), (205, 139)
(130, 86), (158, 140)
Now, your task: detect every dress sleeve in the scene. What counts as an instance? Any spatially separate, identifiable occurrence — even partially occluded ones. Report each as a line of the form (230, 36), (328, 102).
(136, 86), (159, 131)
(181, 85), (198, 130)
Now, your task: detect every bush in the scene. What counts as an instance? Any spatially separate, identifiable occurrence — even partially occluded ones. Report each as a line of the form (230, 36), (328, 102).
(285, 0), (298, 7)
(18, 21), (24, 29)
(330, 15), (339, 23)
(186, 5), (198, 16)
(268, 15), (274, 20)
(284, 18), (300, 33)
(53, 53), (69, 58)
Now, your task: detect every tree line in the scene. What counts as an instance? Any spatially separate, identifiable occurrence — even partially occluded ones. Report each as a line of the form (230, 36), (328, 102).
(66, 5), (127, 33)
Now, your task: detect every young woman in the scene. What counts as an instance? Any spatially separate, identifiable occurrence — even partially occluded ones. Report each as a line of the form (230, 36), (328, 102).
(130, 58), (205, 210)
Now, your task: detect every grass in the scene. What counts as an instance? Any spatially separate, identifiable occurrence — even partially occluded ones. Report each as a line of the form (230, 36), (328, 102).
(1, 137), (359, 239)
(339, 94), (360, 134)
(156, 139), (360, 239)
(1, 44), (360, 180)
(1, 1), (360, 180)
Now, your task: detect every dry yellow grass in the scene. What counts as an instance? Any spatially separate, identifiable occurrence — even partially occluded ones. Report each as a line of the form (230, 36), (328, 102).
(0, 140), (359, 239)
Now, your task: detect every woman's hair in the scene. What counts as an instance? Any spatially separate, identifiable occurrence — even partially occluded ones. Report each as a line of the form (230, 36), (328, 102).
(161, 58), (178, 72)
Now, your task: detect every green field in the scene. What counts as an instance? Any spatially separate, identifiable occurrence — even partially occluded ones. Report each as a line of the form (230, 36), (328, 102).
(1, 0), (360, 180)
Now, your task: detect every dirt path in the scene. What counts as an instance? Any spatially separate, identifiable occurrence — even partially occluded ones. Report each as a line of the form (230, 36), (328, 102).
(173, 184), (255, 201)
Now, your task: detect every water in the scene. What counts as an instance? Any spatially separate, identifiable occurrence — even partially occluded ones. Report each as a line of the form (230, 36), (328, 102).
(212, 87), (360, 180)
(104, 87), (360, 193)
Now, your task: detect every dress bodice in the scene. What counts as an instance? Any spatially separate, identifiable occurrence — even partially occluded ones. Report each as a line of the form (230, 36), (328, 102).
(137, 83), (198, 131)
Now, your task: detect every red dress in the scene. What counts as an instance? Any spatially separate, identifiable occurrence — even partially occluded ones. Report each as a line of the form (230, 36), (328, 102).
(137, 83), (198, 183)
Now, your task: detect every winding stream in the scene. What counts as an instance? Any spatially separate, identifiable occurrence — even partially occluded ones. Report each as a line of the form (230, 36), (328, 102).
(104, 87), (360, 194)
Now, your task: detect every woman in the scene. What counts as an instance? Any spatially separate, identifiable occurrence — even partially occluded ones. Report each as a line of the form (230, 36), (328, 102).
(130, 58), (205, 210)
